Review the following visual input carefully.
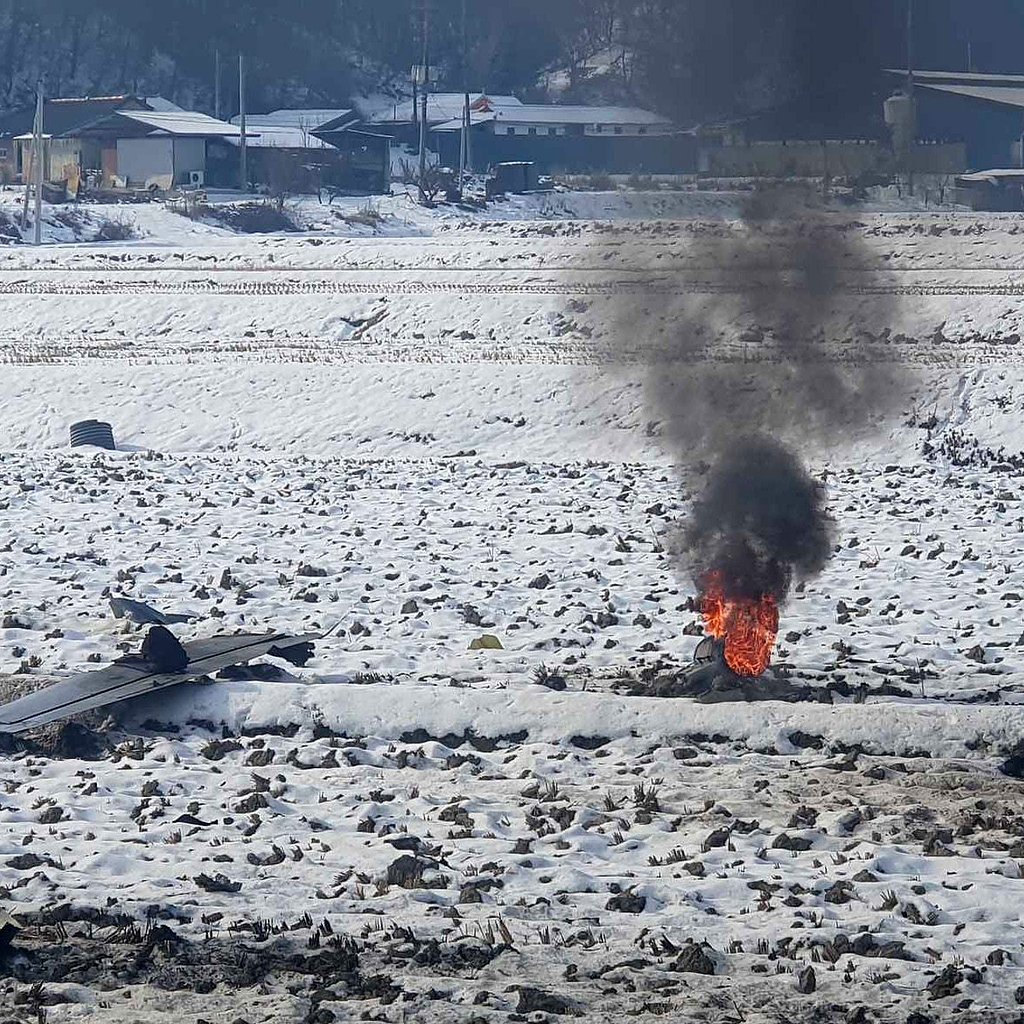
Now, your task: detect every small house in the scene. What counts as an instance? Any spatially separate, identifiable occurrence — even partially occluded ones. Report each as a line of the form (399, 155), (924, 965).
(310, 129), (391, 195)
(952, 169), (1024, 210)
(77, 109), (240, 188)
(0, 95), (149, 187)
(354, 92), (522, 149)
(230, 109), (390, 194)
(221, 124), (341, 193)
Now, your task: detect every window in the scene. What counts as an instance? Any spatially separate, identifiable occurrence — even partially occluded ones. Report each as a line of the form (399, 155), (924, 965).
(528, 127), (537, 136)
(548, 128), (557, 136)
(0, 147), (7, 159)
(594, 124), (603, 134)
(638, 126), (647, 135)
(614, 126), (623, 135)
(506, 126), (516, 135)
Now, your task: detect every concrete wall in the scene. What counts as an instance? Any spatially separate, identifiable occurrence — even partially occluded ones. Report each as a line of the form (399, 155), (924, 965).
(699, 140), (966, 179)
(116, 137), (206, 186)
(117, 137), (173, 185)
(172, 138), (206, 181)
(434, 126), (697, 174)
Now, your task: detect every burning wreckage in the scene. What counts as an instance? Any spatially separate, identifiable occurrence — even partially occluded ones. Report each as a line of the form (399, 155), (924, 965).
(0, 624), (318, 734)
(648, 438), (853, 703)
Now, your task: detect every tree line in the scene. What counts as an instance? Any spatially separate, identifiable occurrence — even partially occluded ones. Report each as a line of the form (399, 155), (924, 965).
(0, 1), (1012, 133)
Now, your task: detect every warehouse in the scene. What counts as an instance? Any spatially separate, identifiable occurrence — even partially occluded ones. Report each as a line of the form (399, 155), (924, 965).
(431, 101), (692, 174)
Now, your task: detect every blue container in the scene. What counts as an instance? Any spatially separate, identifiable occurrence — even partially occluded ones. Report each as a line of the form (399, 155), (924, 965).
(70, 419), (116, 450)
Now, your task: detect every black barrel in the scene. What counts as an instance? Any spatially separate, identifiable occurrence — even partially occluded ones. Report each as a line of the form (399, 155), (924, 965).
(70, 420), (116, 450)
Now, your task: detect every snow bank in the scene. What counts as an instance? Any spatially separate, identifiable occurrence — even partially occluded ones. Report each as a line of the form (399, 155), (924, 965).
(124, 679), (1024, 759)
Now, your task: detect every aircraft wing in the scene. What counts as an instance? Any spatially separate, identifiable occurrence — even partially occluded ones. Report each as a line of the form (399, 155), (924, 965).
(0, 632), (319, 734)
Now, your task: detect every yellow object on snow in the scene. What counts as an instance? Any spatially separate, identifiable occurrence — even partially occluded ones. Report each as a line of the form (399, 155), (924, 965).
(469, 634), (503, 651)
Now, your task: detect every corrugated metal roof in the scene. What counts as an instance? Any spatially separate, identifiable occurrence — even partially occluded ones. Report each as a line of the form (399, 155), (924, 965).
(433, 104), (673, 131)
(239, 108), (353, 130)
(887, 68), (1024, 85)
(142, 96), (186, 112)
(226, 126), (335, 149)
(361, 92), (522, 124)
(916, 81), (1024, 109)
(493, 104), (671, 125)
(114, 109), (241, 137)
(432, 112), (501, 132)
(0, 95), (146, 138)
(957, 168), (1024, 181)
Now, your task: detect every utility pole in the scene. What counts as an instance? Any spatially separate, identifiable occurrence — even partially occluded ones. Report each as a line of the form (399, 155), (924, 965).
(906, 0), (915, 197)
(238, 53), (247, 192)
(459, 0), (470, 192)
(417, 0), (430, 199)
(33, 82), (43, 246)
(906, 0), (914, 92)
(214, 48), (222, 120)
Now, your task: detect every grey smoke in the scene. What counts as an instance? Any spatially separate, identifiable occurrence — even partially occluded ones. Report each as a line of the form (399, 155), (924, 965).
(686, 435), (834, 602)
(614, 187), (906, 603)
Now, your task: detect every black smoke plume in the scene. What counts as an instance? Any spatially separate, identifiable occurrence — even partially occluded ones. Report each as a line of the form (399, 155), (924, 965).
(608, 187), (907, 606)
(686, 435), (833, 602)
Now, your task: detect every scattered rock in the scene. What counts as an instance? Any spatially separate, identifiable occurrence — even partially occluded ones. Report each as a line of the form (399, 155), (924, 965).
(922, 831), (954, 857)
(6, 853), (48, 870)
(703, 828), (730, 850)
(512, 986), (576, 1016)
(246, 845), (286, 867)
(787, 806), (818, 828)
(386, 855), (433, 889)
(1000, 741), (1024, 779)
(195, 873), (242, 894)
(823, 881), (855, 905)
(965, 645), (986, 664)
(671, 942), (715, 975)
(31, 721), (106, 761)
(773, 832), (813, 852)
(606, 891), (646, 914)
(568, 734), (609, 750)
(201, 738), (243, 761)
(926, 964), (962, 1000)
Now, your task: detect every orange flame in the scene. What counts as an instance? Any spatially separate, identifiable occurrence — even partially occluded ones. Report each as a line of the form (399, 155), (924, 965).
(701, 573), (779, 677)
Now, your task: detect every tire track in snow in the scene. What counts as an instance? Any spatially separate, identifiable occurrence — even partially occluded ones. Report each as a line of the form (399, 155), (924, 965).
(4, 275), (1024, 297)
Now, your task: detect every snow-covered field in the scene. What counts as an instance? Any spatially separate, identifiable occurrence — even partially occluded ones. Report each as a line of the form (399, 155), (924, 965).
(2, 191), (1024, 1021)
